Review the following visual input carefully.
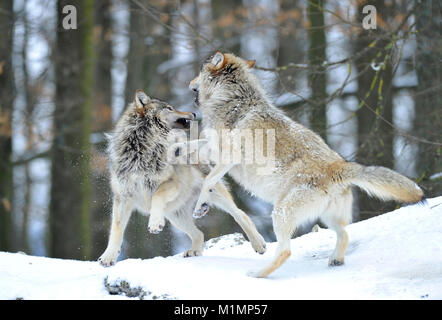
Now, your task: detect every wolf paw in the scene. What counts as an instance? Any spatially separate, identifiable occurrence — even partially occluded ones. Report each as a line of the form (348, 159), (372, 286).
(183, 249), (203, 257)
(98, 251), (118, 267)
(148, 223), (165, 234)
(328, 259), (344, 267)
(246, 269), (266, 278)
(148, 216), (165, 234)
(251, 238), (267, 255)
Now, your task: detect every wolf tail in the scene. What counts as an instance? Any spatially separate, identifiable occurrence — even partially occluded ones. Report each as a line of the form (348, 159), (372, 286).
(343, 162), (424, 203)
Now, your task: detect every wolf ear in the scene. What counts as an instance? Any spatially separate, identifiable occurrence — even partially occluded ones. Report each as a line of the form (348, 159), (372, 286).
(245, 59), (256, 69)
(135, 89), (150, 107)
(134, 89), (151, 117)
(209, 52), (226, 71)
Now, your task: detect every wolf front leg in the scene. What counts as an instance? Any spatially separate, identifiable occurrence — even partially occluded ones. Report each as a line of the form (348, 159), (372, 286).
(148, 174), (180, 234)
(193, 163), (235, 218)
(99, 196), (133, 266)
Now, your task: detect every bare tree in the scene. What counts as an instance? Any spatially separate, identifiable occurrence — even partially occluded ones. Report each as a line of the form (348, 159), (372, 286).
(355, 0), (396, 218)
(307, 0), (327, 138)
(90, 0), (114, 260)
(414, 0), (442, 196)
(20, 3), (33, 253)
(49, 0), (94, 259)
(0, 0), (15, 251)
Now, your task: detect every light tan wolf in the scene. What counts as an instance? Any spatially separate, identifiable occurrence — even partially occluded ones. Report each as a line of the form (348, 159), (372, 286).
(98, 90), (265, 267)
(189, 52), (424, 278)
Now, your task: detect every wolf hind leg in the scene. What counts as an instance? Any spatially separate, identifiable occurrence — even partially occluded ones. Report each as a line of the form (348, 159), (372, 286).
(249, 189), (329, 278)
(248, 206), (294, 278)
(321, 189), (352, 266)
(99, 196), (133, 266)
(165, 209), (204, 257)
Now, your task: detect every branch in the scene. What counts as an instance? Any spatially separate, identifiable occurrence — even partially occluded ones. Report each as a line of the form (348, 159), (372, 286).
(12, 149), (51, 166)
(256, 2), (418, 73)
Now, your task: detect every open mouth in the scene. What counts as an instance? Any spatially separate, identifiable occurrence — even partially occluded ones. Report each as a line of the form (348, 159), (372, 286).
(175, 117), (192, 129)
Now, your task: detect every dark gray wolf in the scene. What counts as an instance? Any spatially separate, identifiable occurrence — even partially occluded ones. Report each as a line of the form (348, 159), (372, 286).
(98, 90), (265, 266)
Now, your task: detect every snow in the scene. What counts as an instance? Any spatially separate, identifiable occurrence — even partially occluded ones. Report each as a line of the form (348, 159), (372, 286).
(1, 197), (441, 300)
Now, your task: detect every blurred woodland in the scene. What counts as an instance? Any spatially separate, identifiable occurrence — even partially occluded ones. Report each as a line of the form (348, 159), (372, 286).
(0, 0), (440, 261)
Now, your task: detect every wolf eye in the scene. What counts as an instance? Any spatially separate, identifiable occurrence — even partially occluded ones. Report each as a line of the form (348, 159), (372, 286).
(166, 106), (173, 111)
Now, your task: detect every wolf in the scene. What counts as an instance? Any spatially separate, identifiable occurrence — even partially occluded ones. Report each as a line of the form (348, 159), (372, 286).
(98, 90), (265, 266)
(189, 52), (424, 278)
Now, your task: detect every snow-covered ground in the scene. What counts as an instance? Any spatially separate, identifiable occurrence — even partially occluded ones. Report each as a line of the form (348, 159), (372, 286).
(1, 197), (441, 300)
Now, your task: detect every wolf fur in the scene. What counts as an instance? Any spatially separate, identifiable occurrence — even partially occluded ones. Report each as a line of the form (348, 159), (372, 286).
(190, 52), (424, 278)
(98, 90), (265, 267)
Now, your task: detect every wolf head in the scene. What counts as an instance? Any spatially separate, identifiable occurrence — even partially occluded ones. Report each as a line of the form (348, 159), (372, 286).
(134, 89), (195, 129)
(189, 52), (259, 110)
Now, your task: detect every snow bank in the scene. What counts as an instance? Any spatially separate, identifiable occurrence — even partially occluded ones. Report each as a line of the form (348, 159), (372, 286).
(1, 197), (441, 300)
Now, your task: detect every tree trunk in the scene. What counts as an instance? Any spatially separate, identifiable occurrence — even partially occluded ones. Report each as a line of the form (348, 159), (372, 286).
(91, 0), (113, 260)
(93, 0), (113, 133)
(414, 0), (442, 196)
(356, 0), (395, 219)
(50, 0), (94, 260)
(21, 6), (33, 253)
(0, 0), (15, 252)
(307, 0), (327, 138)
(144, 1), (173, 99)
(124, 1), (147, 106)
